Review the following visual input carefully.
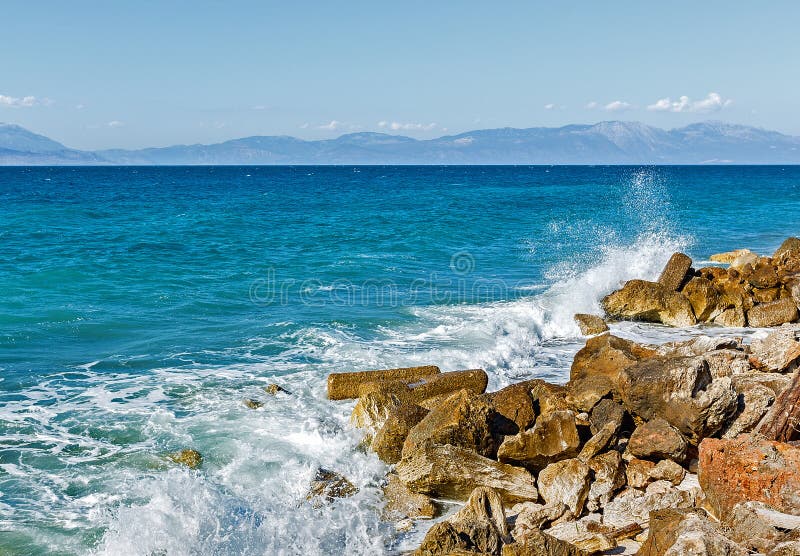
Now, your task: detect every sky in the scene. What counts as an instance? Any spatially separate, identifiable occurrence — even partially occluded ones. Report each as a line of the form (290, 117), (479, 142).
(2, 1), (799, 150)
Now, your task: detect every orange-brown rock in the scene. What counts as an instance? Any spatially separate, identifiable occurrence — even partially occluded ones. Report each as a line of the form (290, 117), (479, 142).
(327, 365), (440, 400)
(774, 237), (800, 273)
(484, 380), (538, 435)
(627, 418), (688, 462)
(497, 410), (581, 470)
(372, 403), (429, 463)
(748, 298), (799, 328)
(682, 276), (722, 322)
(749, 260), (780, 289)
(574, 313), (609, 335)
(570, 333), (656, 385)
(382, 473), (437, 521)
(565, 375), (613, 413)
(658, 252), (693, 291)
(638, 508), (747, 556)
(698, 435), (800, 519)
(601, 279), (696, 327)
(756, 370), (800, 442)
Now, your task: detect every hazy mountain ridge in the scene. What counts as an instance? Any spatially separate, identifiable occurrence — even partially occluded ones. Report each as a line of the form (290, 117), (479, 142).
(2, 121), (799, 165)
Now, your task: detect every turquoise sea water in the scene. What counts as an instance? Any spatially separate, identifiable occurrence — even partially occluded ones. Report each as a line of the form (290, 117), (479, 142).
(1, 165), (799, 555)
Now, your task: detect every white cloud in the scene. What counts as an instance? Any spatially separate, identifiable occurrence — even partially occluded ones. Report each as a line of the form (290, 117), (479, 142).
(647, 92), (732, 113)
(603, 100), (632, 112)
(318, 120), (342, 130)
(544, 103), (557, 110)
(300, 122), (310, 129)
(0, 94), (49, 108)
(377, 121), (437, 131)
(107, 120), (124, 128)
(75, 103), (86, 110)
(585, 101), (599, 109)
(252, 105), (267, 111)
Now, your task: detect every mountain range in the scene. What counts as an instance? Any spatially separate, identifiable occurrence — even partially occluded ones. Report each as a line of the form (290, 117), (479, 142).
(1, 121), (799, 165)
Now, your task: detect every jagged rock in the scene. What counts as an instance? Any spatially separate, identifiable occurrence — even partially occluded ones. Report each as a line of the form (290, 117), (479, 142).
(656, 336), (742, 357)
(725, 501), (800, 554)
(618, 355), (738, 444)
(698, 435), (800, 519)
(350, 390), (402, 438)
(382, 473), (437, 521)
(748, 298), (799, 328)
(683, 276), (722, 322)
(396, 442), (538, 504)
(574, 313), (609, 335)
(373, 403), (429, 463)
(530, 381), (570, 415)
(497, 410), (580, 470)
(626, 458), (656, 489)
(545, 515), (616, 553)
(414, 521), (467, 555)
(710, 249), (754, 264)
(750, 324), (800, 373)
(648, 459), (686, 486)
(658, 252), (693, 291)
(327, 365), (439, 400)
(750, 260), (781, 288)
(510, 502), (567, 539)
(774, 238), (800, 273)
(570, 333), (656, 384)
(732, 372), (790, 397)
(757, 370), (800, 442)
(565, 375), (613, 413)
(502, 529), (588, 556)
(628, 418), (688, 462)
(589, 399), (625, 435)
(638, 508), (747, 556)
(754, 287), (782, 303)
(166, 449), (203, 469)
(601, 279), (696, 327)
(721, 381), (774, 438)
(602, 485), (694, 528)
(586, 451), (625, 512)
(485, 380), (538, 435)
(402, 389), (496, 459)
(537, 458), (592, 515)
(305, 468), (358, 505)
(732, 251), (759, 269)
(769, 541), (800, 556)
(577, 422), (618, 462)
(714, 307), (747, 327)
(243, 398), (263, 409)
(264, 383), (290, 395)
(703, 349), (751, 379)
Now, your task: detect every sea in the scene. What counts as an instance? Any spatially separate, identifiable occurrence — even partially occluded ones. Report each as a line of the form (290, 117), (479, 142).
(1, 165), (799, 555)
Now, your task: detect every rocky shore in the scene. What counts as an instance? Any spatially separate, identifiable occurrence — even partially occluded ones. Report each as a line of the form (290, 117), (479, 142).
(318, 238), (800, 555)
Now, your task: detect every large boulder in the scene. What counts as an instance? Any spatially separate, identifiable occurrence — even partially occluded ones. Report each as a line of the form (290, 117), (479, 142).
(601, 279), (696, 327)
(328, 365), (439, 400)
(537, 458), (592, 515)
(484, 380), (538, 435)
(627, 418), (688, 462)
(382, 473), (437, 521)
(638, 508), (747, 556)
(750, 260), (781, 289)
(372, 403), (429, 463)
(502, 530), (588, 556)
(698, 435), (800, 519)
(602, 483), (694, 528)
(359, 368), (490, 404)
(710, 249), (754, 264)
(565, 375), (613, 413)
(774, 237), (800, 273)
(350, 390), (402, 438)
(715, 307), (747, 327)
(748, 298), (799, 328)
(586, 451), (625, 512)
(721, 381), (775, 438)
(619, 355), (738, 443)
(497, 410), (581, 471)
(682, 276), (722, 322)
(396, 442), (538, 504)
(570, 333), (656, 384)
(725, 501), (800, 554)
(658, 252), (693, 291)
(573, 313), (609, 335)
(402, 389), (496, 458)
(750, 324), (800, 373)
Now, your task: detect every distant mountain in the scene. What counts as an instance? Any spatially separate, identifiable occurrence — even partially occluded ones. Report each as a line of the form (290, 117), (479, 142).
(2, 121), (800, 165)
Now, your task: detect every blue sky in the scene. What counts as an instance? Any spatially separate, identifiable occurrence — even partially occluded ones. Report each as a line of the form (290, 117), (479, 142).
(2, 1), (798, 149)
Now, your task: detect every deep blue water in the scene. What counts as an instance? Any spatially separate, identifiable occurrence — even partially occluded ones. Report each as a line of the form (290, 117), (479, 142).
(0, 165), (798, 555)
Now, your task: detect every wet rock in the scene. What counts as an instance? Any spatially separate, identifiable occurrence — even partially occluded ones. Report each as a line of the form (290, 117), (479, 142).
(586, 451), (625, 512)
(497, 410), (580, 471)
(602, 484), (694, 528)
(373, 403), (429, 463)
(618, 355), (738, 443)
(573, 313), (609, 335)
(402, 389), (496, 459)
(638, 508), (747, 556)
(166, 449), (203, 469)
(656, 336), (742, 357)
(565, 375), (613, 413)
(748, 298), (799, 328)
(750, 324), (800, 373)
(682, 276), (722, 322)
(732, 250), (759, 269)
(382, 473), (437, 521)
(710, 249), (754, 264)
(627, 418), (688, 462)
(658, 252), (693, 292)
(601, 279), (696, 327)
(648, 459), (686, 486)
(537, 458), (592, 515)
(350, 390), (402, 438)
(406, 369), (490, 405)
(396, 442), (538, 504)
(589, 399), (625, 436)
(725, 501), (800, 554)
(264, 383), (290, 395)
(305, 467), (358, 505)
(721, 381), (774, 438)
(485, 380), (538, 436)
(698, 435), (800, 519)
(570, 333), (656, 385)
(243, 398), (263, 409)
(327, 365), (439, 400)
(625, 458), (656, 489)
(714, 307), (747, 327)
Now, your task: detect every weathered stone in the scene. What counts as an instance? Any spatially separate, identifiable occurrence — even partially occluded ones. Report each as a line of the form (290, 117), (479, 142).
(628, 418), (688, 462)
(714, 307), (747, 327)
(626, 458), (656, 489)
(530, 381), (570, 415)
(750, 261), (781, 289)
(414, 521), (467, 555)
(756, 370), (800, 443)
(703, 349), (751, 379)
(710, 249), (754, 264)
(682, 276), (722, 322)
(350, 390), (402, 438)
(732, 372), (790, 398)
(510, 501), (567, 539)
(243, 398), (263, 409)
(264, 383), (290, 395)
(619, 356), (738, 444)
(502, 529), (587, 556)
(166, 448), (203, 469)
(732, 250), (759, 269)
(750, 324), (800, 373)
(658, 252), (693, 291)
(570, 333), (656, 384)
(373, 403), (429, 463)
(565, 375), (613, 413)
(648, 459), (686, 486)
(602, 485), (694, 528)
(748, 298), (799, 328)
(638, 508), (747, 556)
(358, 369), (490, 404)
(578, 421), (617, 462)
(537, 458), (592, 515)
(396, 442), (538, 504)
(545, 516), (616, 553)
(305, 468), (358, 505)
(586, 451), (625, 512)
(774, 238), (800, 273)
(589, 399), (625, 436)
(327, 365), (439, 400)
(485, 380), (538, 436)
(601, 279), (696, 327)
(721, 382), (774, 438)
(382, 473), (437, 521)
(497, 410), (580, 471)
(698, 435), (800, 519)
(574, 313), (609, 335)
(656, 336), (742, 357)
(769, 541), (800, 556)
(755, 287), (783, 303)
(402, 389), (496, 459)
(725, 501), (800, 554)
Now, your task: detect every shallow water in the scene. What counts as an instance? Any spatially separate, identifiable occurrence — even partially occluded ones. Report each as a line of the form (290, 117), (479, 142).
(1, 165), (799, 555)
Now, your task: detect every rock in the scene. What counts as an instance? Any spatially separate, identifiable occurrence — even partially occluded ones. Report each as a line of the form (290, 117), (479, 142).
(732, 250), (759, 269)
(750, 324), (800, 373)
(264, 383), (290, 395)
(485, 380), (538, 435)
(715, 307), (747, 327)
(721, 382), (774, 438)
(658, 252), (693, 291)
(649, 459), (686, 486)
(510, 502), (567, 539)
(602, 485), (694, 528)
(570, 333), (656, 385)
(703, 349), (751, 379)
(243, 398), (263, 409)
(619, 355), (738, 444)
(565, 375), (613, 413)
(626, 458), (656, 489)
(502, 529), (588, 556)
(725, 501), (800, 554)
(748, 298), (799, 328)
(327, 365), (440, 400)
(414, 521), (467, 555)
(382, 473), (437, 521)
(402, 389), (496, 459)
(769, 541), (800, 556)
(574, 313), (609, 335)
(774, 238), (800, 273)
(350, 390), (402, 438)
(750, 260), (781, 288)
(756, 370), (800, 442)
(578, 421), (617, 463)
(530, 381), (570, 415)
(656, 336), (742, 357)
(589, 399), (625, 435)
(545, 516), (616, 553)
(710, 249), (754, 264)
(305, 468), (358, 505)
(397, 442), (538, 504)
(497, 410), (581, 471)
(601, 279), (696, 327)
(628, 418), (688, 462)
(638, 508), (747, 556)
(755, 287), (783, 303)
(732, 372), (790, 398)
(537, 458), (592, 515)
(682, 276), (722, 322)
(698, 435), (800, 519)
(373, 404), (429, 463)
(166, 449), (203, 469)
(405, 369), (490, 404)
(586, 451), (625, 512)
